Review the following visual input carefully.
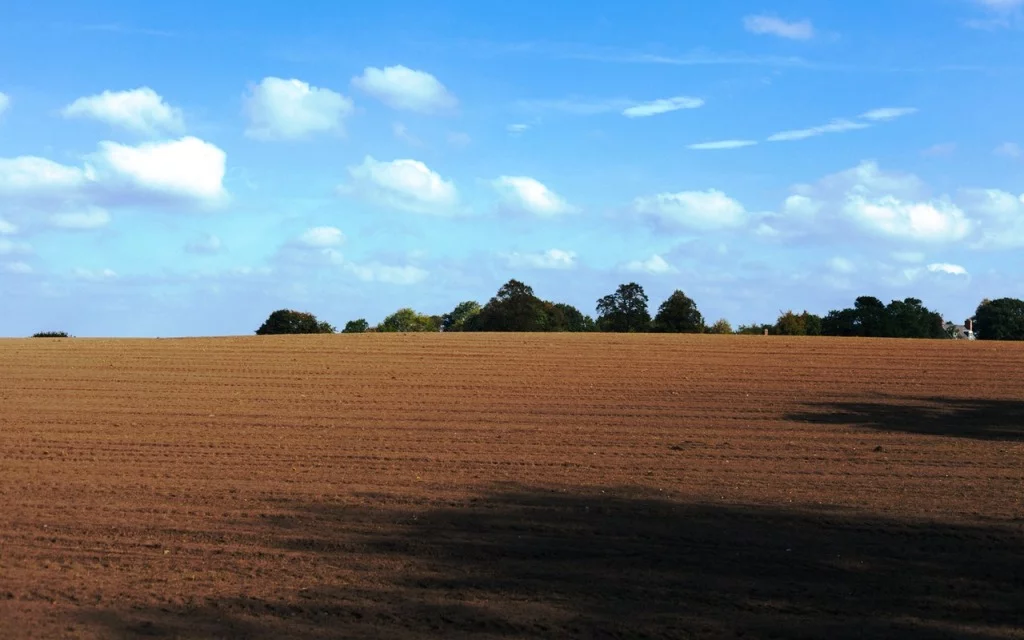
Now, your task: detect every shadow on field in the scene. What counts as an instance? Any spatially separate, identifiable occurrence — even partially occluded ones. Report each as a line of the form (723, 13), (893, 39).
(788, 395), (1024, 441)
(82, 486), (1023, 639)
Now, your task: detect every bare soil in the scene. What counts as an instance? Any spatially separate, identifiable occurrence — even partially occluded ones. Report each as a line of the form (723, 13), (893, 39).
(1, 334), (1021, 639)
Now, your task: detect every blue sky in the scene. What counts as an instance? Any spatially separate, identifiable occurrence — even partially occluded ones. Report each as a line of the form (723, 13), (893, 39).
(2, 0), (1023, 336)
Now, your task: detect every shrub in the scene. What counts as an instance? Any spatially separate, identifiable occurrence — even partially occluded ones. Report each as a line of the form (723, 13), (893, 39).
(342, 319), (370, 333)
(32, 331), (71, 338)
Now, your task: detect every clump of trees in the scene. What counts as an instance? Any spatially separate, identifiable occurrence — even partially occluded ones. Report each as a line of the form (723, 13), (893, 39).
(255, 309), (335, 335)
(774, 310), (822, 336)
(821, 296), (944, 339)
(254, 284), (1024, 341)
(31, 331), (71, 338)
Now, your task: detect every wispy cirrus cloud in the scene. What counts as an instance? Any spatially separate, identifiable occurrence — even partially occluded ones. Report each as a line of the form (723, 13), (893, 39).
(766, 119), (870, 142)
(860, 107), (918, 121)
(517, 95), (702, 117)
(688, 140), (758, 150)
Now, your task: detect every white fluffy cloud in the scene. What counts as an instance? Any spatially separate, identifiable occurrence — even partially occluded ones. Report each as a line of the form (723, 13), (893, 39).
(959, 188), (1024, 248)
(688, 140), (757, 150)
(503, 249), (577, 270)
(344, 262), (428, 285)
(625, 254), (677, 274)
(781, 161), (972, 242)
(0, 156), (93, 194)
(0, 92), (9, 117)
(352, 66), (457, 114)
(299, 226), (345, 247)
(62, 87), (184, 135)
(96, 136), (227, 203)
(633, 189), (747, 230)
(0, 136), (228, 213)
(345, 156), (457, 214)
(49, 208), (111, 229)
(743, 15), (815, 40)
(244, 77), (354, 140)
(622, 96), (704, 118)
(493, 176), (575, 216)
(767, 119), (870, 142)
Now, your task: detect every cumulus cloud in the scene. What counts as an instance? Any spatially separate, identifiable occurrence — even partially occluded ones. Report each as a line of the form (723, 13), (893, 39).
(779, 161), (972, 242)
(0, 156), (93, 194)
(345, 156), (457, 214)
(0, 136), (228, 212)
(622, 96), (704, 118)
(185, 234), (224, 255)
(49, 208), (111, 229)
(493, 176), (575, 217)
(633, 189), (747, 230)
(767, 119), (870, 142)
(244, 77), (353, 140)
(95, 136), (227, 204)
(351, 65), (457, 114)
(688, 140), (757, 150)
(625, 254), (677, 274)
(743, 15), (815, 40)
(860, 107), (918, 121)
(344, 262), (428, 285)
(299, 226), (345, 247)
(0, 92), (9, 117)
(959, 188), (1024, 248)
(62, 87), (184, 135)
(927, 262), (968, 276)
(503, 249), (577, 270)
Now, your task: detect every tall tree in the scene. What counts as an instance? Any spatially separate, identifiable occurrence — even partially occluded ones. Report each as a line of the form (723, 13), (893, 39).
(975, 298), (1024, 340)
(597, 283), (651, 332)
(472, 280), (550, 332)
(652, 290), (704, 333)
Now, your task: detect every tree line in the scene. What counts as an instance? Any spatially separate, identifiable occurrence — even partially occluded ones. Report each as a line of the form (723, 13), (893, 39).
(254, 280), (1024, 341)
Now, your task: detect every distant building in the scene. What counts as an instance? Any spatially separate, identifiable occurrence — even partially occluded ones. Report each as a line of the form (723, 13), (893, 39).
(944, 321), (976, 340)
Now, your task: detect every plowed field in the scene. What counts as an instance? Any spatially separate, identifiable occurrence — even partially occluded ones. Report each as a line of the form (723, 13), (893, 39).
(1, 334), (1022, 639)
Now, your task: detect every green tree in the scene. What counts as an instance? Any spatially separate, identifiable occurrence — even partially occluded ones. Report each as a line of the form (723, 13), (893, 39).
(854, 296), (887, 337)
(707, 319), (732, 334)
(552, 303), (596, 332)
(379, 308), (440, 332)
(597, 283), (651, 332)
(736, 323), (773, 335)
(342, 319), (369, 333)
(256, 309), (334, 335)
(652, 290), (703, 333)
(472, 280), (551, 332)
(442, 301), (482, 332)
(774, 310), (823, 336)
(975, 298), (1024, 340)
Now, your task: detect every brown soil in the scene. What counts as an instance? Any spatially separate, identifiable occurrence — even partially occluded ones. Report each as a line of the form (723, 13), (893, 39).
(1, 334), (1021, 639)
